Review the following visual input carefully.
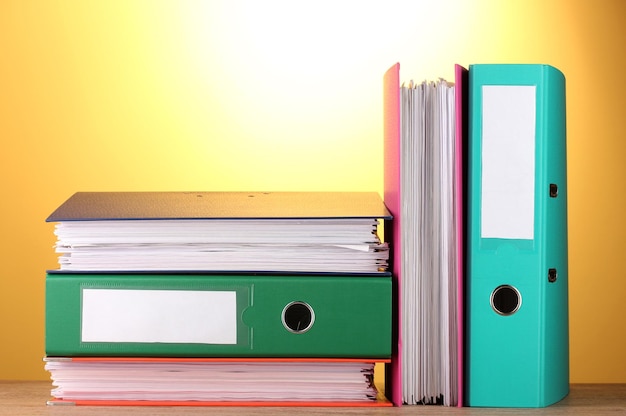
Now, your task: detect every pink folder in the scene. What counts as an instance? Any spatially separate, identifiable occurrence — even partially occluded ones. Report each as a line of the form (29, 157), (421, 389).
(46, 357), (392, 407)
(383, 63), (467, 407)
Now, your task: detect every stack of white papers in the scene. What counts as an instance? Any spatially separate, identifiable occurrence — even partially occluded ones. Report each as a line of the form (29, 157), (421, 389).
(44, 358), (380, 404)
(400, 79), (460, 405)
(53, 219), (389, 273)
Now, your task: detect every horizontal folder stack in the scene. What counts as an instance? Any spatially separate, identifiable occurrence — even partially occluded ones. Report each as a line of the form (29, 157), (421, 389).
(44, 191), (393, 406)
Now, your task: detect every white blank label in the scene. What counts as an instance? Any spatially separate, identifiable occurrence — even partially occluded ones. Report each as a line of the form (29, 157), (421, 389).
(481, 85), (536, 240)
(81, 289), (237, 344)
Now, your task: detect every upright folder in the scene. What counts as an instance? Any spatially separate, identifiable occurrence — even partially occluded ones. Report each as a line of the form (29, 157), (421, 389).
(466, 64), (568, 407)
(45, 273), (392, 358)
(383, 63), (467, 406)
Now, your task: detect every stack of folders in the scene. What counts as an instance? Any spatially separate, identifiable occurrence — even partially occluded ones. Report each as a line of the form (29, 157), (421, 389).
(44, 191), (393, 407)
(383, 63), (568, 408)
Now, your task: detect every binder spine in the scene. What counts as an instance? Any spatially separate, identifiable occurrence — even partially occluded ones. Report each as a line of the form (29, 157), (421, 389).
(45, 273), (392, 359)
(467, 64), (568, 408)
(540, 65), (569, 405)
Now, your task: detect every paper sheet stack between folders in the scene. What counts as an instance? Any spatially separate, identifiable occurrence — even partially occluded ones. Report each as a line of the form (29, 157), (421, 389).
(43, 191), (393, 406)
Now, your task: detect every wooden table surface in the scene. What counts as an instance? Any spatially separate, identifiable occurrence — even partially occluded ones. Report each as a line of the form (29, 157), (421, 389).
(1, 381), (625, 415)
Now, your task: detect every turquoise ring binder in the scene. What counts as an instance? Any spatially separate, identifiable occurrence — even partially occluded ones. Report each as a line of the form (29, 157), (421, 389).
(466, 64), (569, 408)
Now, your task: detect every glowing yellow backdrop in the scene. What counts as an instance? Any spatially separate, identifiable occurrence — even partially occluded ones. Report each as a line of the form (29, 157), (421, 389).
(1, 0), (624, 382)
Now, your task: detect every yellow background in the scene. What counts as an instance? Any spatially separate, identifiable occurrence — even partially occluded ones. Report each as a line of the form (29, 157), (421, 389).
(1, 0), (624, 383)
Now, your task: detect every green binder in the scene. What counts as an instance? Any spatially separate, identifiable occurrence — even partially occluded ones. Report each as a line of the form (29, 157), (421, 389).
(46, 273), (391, 358)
